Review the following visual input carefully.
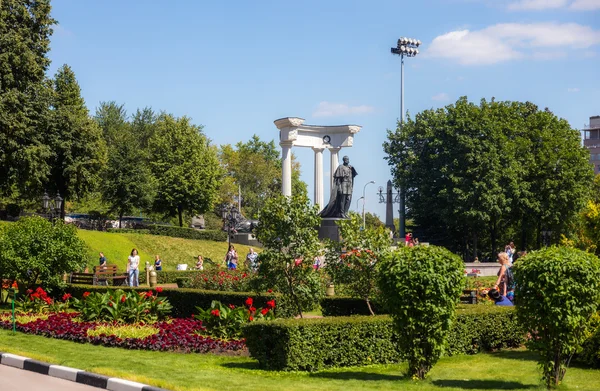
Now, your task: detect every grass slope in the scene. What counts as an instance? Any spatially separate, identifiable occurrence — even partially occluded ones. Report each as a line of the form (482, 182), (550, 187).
(77, 230), (242, 271)
(1, 329), (599, 391)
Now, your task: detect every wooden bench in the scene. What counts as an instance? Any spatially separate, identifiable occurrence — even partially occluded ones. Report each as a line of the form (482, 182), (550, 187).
(69, 272), (96, 285)
(93, 265), (128, 286)
(460, 289), (478, 304)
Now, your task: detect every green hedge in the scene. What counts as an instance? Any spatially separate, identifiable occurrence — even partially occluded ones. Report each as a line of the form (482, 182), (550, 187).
(107, 226), (227, 242)
(243, 305), (524, 371)
(148, 225), (227, 242)
(320, 297), (385, 316)
(64, 285), (278, 318)
(137, 270), (201, 285)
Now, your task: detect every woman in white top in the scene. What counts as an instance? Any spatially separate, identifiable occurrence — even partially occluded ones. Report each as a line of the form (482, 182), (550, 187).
(195, 255), (204, 271)
(128, 248), (140, 287)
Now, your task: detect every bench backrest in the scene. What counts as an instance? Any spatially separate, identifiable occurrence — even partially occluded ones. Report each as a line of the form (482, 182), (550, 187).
(70, 272), (95, 284)
(94, 264), (123, 277)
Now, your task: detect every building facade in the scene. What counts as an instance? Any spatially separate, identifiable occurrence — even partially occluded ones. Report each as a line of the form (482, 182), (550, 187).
(584, 116), (600, 175)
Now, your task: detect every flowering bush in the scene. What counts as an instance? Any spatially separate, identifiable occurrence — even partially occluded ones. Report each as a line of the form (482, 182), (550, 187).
(325, 214), (391, 315)
(16, 287), (55, 313)
(72, 288), (172, 323)
(0, 312), (244, 353)
(195, 297), (276, 339)
(185, 269), (254, 292)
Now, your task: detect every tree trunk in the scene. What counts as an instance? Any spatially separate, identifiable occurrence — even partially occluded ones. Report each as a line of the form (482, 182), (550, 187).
(473, 233), (478, 261)
(490, 218), (497, 258)
(537, 219), (542, 249)
(521, 218), (527, 251)
(119, 212), (123, 229)
(365, 298), (375, 316)
(178, 205), (183, 227)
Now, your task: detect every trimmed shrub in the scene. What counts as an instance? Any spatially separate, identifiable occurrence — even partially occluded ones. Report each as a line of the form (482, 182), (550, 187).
(138, 270), (201, 285)
(320, 296), (385, 316)
(243, 305), (524, 371)
(513, 246), (600, 388)
(577, 312), (600, 368)
(107, 228), (150, 234)
(63, 285), (278, 318)
(107, 226), (226, 241)
(148, 225), (227, 242)
(377, 246), (465, 379)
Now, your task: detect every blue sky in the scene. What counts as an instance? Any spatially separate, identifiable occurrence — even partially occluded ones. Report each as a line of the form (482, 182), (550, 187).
(47, 0), (600, 220)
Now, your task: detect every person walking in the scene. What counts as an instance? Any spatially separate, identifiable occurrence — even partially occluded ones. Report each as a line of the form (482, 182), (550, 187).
(225, 245), (238, 270)
(245, 248), (258, 271)
(128, 248), (140, 287)
(154, 255), (162, 271)
(98, 252), (107, 270)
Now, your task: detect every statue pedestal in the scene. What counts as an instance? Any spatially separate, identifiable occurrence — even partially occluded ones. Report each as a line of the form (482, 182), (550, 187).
(318, 218), (344, 241)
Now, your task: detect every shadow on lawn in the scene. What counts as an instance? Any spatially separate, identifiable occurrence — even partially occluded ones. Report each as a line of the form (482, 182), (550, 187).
(432, 379), (537, 390)
(490, 350), (538, 362)
(220, 362), (261, 370)
(310, 371), (405, 381)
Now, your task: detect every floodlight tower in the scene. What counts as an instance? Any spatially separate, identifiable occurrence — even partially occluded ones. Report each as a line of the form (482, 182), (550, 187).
(391, 37), (420, 239)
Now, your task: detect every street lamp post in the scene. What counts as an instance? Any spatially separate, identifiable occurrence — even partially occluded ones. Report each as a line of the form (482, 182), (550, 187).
(221, 204), (241, 249)
(356, 197), (364, 213)
(391, 36), (420, 239)
(42, 192), (63, 226)
(362, 181), (376, 229)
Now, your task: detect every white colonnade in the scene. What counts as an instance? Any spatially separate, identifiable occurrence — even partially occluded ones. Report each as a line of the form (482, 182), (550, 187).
(274, 117), (361, 210)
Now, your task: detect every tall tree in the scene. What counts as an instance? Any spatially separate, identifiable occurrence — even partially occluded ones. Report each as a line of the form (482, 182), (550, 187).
(101, 124), (155, 228)
(94, 101), (128, 148)
(219, 135), (308, 219)
(149, 114), (222, 227)
(384, 97), (593, 258)
(46, 65), (107, 217)
(0, 0), (55, 198)
(130, 107), (156, 152)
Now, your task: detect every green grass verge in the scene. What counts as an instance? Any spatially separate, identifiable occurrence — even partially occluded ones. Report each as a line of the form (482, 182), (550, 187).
(0, 329), (598, 390)
(77, 230), (246, 271)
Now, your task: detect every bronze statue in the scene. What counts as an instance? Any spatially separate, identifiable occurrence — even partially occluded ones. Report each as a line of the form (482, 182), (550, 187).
(320, 155), (357, 218)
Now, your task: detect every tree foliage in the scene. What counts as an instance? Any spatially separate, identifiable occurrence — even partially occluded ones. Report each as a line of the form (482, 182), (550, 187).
(101, 121), (155, 227)
(149, 114), (222, 227)
(46, 65), (107, 216)
(513, 246), (600, 388)
(377, 245), (465, 379)
(384, 97), (593, 258)
(219, 135), (307, 219)
(0, 216), (86, 289)
(325, 213), (391, 315)
(254, 194), (322, 317)
(0, 0), (55, 197)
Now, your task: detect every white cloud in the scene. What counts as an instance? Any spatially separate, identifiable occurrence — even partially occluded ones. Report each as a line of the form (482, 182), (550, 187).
(431, 93), (450, 101)
(508, 0), (568, 10)
(567, 87), (580, 92)
(426, 22), (600, 65)
(312, 102), (375, 118)
(507, 0), (600, 10)
(570, 0), (600, 10)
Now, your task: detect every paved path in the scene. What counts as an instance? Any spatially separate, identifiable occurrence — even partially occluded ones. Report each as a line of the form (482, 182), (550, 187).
(0, 365), (99, 391)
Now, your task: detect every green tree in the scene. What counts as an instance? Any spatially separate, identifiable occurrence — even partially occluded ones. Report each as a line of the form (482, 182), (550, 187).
(384, 97), (593, 258)
(377, 245), (464, 379)
(363, 212), (385, 230)
(325, 213), (391, 315)
(130, 107), (156, 152)
(149, 114), (222, 227)
(513, 246), (600, 388)
(45, 64), (107, 217)
(101, 125), (155, 228)
(0, 216), (86, 290)
(94, 101), (128, 148)
(0, 0), (55, 198)
(254, 194), (322, 318)
(219, 135), (308, 219)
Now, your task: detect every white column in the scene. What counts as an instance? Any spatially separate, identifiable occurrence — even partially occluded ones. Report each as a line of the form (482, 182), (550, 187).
(312, 148), (324, 209)
(281, 142), (293, 196)
(329, 147), (341, 191)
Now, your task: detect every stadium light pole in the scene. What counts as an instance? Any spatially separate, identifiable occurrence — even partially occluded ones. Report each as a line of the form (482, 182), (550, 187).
(391, 36), (420, 239)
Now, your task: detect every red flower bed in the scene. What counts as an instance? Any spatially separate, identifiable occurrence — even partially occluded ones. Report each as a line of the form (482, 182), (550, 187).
(0, 313), (245, 353)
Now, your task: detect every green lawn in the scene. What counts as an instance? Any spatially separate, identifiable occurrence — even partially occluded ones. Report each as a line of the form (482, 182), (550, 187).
(1, 329), (598, 391)
(77, 230), (241, 271)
